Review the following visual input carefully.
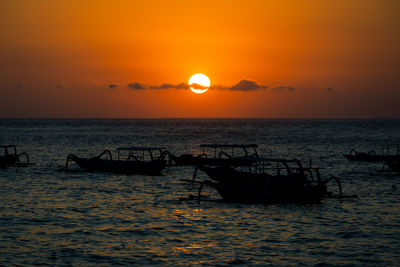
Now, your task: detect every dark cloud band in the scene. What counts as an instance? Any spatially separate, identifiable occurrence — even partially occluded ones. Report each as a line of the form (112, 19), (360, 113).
(127, 82), (188, 90)
(125, 79), (267, 91)
(272, 86), (295, 92)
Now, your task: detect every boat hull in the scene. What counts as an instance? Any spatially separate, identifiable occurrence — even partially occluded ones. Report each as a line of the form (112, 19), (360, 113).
(343, 153), (392, 162)
(171, 154), (198, 165)
(385, 157), (400, 174)
(0, 155), (19, 168)
(72, 157), (166, 175)
(198, 166), (323, 203)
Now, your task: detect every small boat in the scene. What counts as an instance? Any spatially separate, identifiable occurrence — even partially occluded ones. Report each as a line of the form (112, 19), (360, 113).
(171, 144), (259, 166)
(0, 145), (30, 168)
(343, 149), (385, 162)
(64, 147), (168, 175)
(189, 157), (345, 204)
(344, 145), (399, 162)
(384, 157), (400, 174)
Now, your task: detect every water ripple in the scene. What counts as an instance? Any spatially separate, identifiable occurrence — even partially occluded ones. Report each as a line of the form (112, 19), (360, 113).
(0, 119), (399, 265)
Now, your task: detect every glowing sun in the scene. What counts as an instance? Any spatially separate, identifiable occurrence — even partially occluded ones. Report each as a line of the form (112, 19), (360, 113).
(189, 73), (210, 94)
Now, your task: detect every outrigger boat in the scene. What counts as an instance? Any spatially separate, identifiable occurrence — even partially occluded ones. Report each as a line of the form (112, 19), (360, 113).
(343, 145), (399, 162)
(186, 157), (348, 204)
(64, 146), (168, 175)
(0, 145), (30, 168)
(170, 144), (259, 166)
(384, 157), (400, 175)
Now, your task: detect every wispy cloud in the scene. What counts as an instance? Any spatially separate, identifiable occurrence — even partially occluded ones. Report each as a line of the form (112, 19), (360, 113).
(230, 79), (267, 91)
(189, 83), (208, 90)
(272, 86), (295, 92)
(211, 79), (267, 91)
(124, 79), (267, 92)
(149, 83), (189, 90)
(326, 87), (334, 92)
(127, 82), (188, 90)
(127, 82), (147, 90)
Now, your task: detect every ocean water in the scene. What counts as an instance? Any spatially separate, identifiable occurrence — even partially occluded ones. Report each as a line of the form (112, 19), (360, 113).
(0, 119), (399, 266)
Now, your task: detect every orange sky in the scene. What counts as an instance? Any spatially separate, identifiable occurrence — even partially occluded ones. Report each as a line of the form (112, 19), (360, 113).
(0, 0), (399, 118)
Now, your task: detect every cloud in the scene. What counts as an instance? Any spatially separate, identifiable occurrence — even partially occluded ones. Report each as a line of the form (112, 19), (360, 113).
(230, 79), (267, 91)
(127, 82), (147, 90)
(326, 87), (334, 92)
(16, 83), (22, 88)
(56, 84), (63, 88)
(127, 82), (189, 90)
(108, 84), (118, 89)
(157, 83), (175, 89)
(272, 86), (295, 92)
(124, 79), (266, 92)
(209, 79), (267, 91)
(176, 83), (189, 89)
(190, 83), (209, 90)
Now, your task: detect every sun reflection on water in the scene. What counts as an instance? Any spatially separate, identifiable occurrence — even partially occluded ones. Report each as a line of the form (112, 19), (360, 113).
(173, 208), (203, 221)
(173, 242), (214, 253)
(1, 119), (400, 266)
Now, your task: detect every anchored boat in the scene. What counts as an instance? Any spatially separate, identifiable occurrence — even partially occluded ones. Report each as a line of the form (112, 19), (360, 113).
(343, 145), (399, 162)
(188, 157), (346, 204)
(384, 157), (400, 175)
(0, 145), (30, 168)
(64, 146), (168, 175)
(171, 143), (258, 166)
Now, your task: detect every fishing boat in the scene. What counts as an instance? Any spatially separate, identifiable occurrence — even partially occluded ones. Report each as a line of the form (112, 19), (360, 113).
(343, 145), (399, 162)
(0, 145), (30, 168)
(189, 157), (344, 204)
(64, 147), (168, 175)
(171, 144), (258, 166)
(384, 157), (400, 175)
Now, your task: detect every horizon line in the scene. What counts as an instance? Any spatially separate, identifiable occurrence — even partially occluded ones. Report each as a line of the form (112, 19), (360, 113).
(1, 117), (400, 120)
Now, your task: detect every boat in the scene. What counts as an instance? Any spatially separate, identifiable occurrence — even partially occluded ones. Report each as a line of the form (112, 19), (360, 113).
(343, 149), (386, 162)
(189, 157), (344, 204)
(343, 145), (399, 162)
(384, 157), (400, 174)
(170, 144), (259, 166)
(64, 147), (168, 175)
(0, 145), (30, 168)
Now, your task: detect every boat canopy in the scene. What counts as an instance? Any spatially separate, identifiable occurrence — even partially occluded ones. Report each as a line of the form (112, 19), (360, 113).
(199, 144), (258, 148)
(198, 144), (259, 158)
(117, 146), (166, 151)
(234, 156), (324, 177)
(0, 145), (17, 155)
(117, 146), (167, 161)
(0, 145), (17, 149)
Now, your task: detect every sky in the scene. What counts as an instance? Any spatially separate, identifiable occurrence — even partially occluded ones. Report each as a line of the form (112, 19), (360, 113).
(0, 0), (399, 118)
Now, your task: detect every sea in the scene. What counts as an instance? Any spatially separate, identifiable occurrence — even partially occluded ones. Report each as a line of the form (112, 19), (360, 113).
(0, 119), (399, 266)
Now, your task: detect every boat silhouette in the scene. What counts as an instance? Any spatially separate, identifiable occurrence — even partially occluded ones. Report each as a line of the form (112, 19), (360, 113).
(64, 146), (168, 175)
(343, 145), (399, 162)
(384, 157), (400, 174)
(0, 145), (30, 168)
(188, 157), (346, 204)
(171, 143), (258, 166)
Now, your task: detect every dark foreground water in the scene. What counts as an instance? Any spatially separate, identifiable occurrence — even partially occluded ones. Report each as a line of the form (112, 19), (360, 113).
(0, 119), (399, 266)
